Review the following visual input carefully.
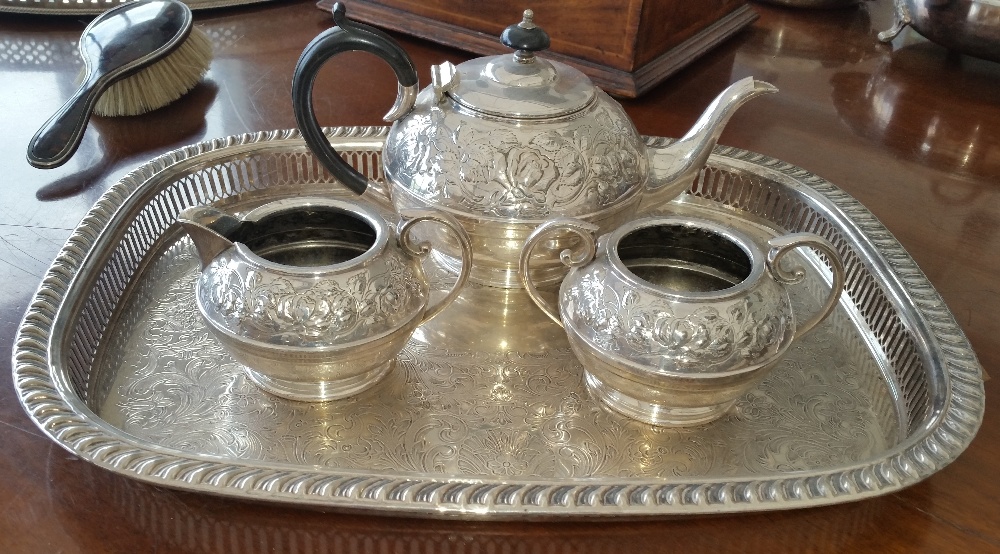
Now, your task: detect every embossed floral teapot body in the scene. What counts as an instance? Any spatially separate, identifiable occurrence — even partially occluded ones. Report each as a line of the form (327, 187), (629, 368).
(292, 3), (777, 288)
(177, 197), (471, 402)
(519, 216), (846, 426)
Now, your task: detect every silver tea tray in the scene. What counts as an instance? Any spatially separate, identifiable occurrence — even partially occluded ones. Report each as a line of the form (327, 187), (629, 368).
(14, 127), (984, 518)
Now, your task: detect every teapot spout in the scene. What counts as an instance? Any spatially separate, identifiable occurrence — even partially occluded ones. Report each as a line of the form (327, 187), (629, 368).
(176, 206), (240, 268)
(641, 77), (777, 212)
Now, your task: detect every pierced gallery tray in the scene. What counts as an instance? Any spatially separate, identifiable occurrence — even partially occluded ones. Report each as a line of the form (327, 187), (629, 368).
(13, 127), (985, 518)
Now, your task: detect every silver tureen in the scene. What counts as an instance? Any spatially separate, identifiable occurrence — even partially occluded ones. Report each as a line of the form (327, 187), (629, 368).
(292, 3), (776, 287)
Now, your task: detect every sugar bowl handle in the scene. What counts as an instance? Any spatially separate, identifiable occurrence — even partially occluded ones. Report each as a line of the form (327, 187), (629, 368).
(766, 233), (846, 339)
(292, 2), (418, 196)
(397, 209), (473, 324)
(519, 219), (600, 327)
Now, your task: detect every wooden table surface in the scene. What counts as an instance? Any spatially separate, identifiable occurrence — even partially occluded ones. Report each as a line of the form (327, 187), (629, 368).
(1, 1), (997, 552)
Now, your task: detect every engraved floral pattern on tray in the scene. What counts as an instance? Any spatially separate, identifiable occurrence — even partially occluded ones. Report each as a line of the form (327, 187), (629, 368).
(92, 237), (899, 479)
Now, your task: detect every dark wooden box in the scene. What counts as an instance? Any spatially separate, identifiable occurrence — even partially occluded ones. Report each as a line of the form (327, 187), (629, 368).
(315, 0), (757, 98)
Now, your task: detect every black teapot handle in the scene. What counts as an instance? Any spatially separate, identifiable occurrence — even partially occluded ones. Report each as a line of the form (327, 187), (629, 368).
(291, 3), (418, 195)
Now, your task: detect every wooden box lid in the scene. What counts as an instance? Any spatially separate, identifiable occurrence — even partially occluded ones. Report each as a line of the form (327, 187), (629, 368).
(315, 0), (757, 98)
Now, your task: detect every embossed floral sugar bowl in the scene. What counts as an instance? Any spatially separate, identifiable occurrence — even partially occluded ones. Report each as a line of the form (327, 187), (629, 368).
(519, 216), (846, 426)
(177, 197), (472, 402)
(291, 3), (776, 288)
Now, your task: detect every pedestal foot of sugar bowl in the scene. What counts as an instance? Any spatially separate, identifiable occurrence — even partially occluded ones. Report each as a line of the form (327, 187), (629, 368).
(244, 360), (395, 403)
(583, 372), (735, 427)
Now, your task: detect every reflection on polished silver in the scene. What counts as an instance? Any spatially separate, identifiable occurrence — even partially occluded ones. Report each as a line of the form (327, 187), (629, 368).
(12, 128), (984, 517)
(878, 0), (1000, 63)
(177, 197), (471, 402)
(521, 216), (846, 426)
(292, 7), (777, 288)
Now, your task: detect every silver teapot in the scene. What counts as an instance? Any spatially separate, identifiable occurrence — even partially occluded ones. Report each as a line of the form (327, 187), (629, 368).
(177, 197), (471, 402)
(519, 216), (845, 426)
(292, 4), (776, 288)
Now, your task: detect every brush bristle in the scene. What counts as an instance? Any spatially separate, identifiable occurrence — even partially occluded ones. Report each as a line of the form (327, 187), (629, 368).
(93, 26), (213, 117)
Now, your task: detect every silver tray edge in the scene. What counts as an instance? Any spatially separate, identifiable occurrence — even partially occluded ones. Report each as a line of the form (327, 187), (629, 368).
(12, 126), (985, 518)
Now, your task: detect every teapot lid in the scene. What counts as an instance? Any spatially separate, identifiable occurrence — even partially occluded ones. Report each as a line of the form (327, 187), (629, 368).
(444, 10), (596, 119)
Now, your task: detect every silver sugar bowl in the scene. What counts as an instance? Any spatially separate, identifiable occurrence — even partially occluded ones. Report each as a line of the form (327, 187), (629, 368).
(292, 4), (776, 288)
(519, 216), (845, 426)
(177, 197), (472, 402)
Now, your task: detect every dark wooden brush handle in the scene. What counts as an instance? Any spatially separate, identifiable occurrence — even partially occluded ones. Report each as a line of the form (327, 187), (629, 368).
(27, 75), (103, 170)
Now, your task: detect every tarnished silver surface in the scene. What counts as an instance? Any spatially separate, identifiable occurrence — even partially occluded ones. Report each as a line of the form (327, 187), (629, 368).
(519, 216), (845, 426)
(879, 0), (1000, 63)
(13, 127), (985, 517)
(177, 197), (471, 402)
